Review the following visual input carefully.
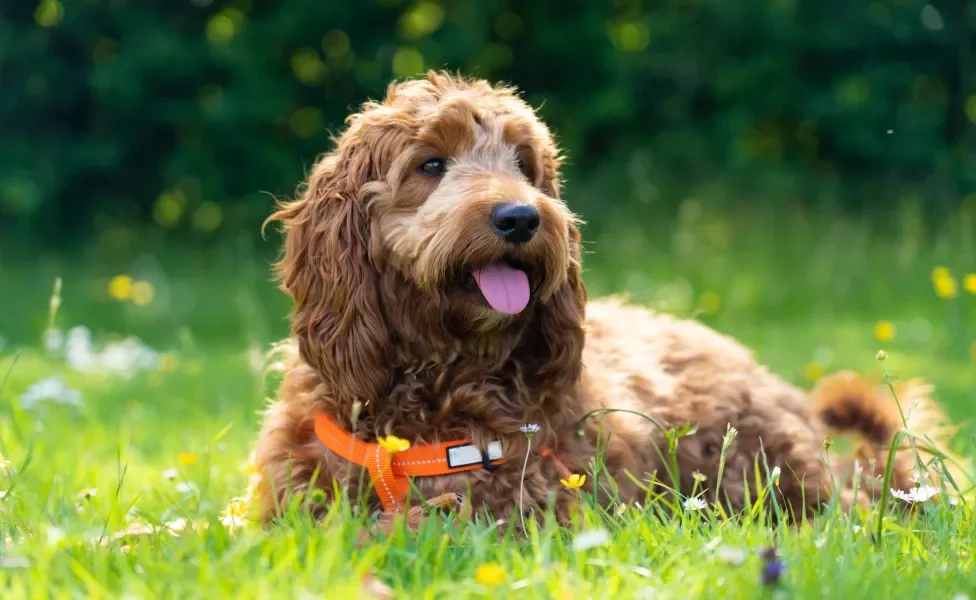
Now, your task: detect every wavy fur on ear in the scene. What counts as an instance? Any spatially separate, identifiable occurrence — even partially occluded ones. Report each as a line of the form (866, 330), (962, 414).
(264, 123), (395, 421)
(532, 220), (586, 393)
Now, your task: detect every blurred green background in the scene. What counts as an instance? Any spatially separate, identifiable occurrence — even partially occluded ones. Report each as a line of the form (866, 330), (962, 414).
(1, 0), (975, 405)
(3, 0), (976, 236)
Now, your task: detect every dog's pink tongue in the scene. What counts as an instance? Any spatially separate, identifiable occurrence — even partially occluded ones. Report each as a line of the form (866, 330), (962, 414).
(472, 264), (530, 315)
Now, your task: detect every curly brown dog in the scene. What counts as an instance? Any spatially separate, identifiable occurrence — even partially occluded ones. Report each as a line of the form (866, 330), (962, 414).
(248, 72), (968, 529)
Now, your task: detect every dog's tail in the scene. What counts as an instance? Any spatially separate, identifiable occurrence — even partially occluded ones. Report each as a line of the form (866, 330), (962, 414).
(812, 370), (973, 501)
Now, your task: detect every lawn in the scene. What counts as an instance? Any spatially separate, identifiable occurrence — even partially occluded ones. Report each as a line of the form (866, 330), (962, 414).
(1, 204), (975, 598)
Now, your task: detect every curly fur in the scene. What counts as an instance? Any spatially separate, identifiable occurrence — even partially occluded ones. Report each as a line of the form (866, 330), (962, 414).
(248, 72), (970, 527)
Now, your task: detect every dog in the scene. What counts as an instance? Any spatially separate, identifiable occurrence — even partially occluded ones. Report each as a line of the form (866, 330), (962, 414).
(247, 71), (968, 530)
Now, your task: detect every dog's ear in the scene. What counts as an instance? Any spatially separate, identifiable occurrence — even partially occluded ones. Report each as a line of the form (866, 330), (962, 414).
(534, 219), (586, 392)
(531, 144), (586, 393)
(265, 125), (392, 414)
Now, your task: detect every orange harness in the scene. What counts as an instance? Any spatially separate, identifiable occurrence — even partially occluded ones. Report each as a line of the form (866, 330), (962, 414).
(313, 413), (506, 513)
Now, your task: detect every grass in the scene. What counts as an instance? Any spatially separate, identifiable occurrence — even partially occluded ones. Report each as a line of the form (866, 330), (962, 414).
(1, 203), (975, 598)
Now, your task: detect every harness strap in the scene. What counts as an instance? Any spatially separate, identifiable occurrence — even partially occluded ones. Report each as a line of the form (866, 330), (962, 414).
(313, 412), (505, 512)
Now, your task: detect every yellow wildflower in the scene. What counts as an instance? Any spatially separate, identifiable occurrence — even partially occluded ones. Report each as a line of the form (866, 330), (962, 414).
(932, 267), (958, 299)
(803, 362), (824, 382)
(220, 497), (249, 529)
(560, 473), (587, 490)
(108, 274), (134, 301)
(873, 320), (896, 342)
(178, 452), (198, 466)
(964, 274), (976, 295)
(473, 562), (507, 587)
(131, 281), (155, 306)
(377, 435), (410, 453)
(692, 471), (707, 483)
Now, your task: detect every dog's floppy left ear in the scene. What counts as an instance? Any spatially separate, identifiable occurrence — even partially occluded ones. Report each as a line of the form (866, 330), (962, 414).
(533, 219), (586, 392)
(531, 141), (586, 392)
(264, 122), (393, 417)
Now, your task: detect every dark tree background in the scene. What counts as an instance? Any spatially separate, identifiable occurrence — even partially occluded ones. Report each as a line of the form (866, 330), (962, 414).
(2, 0), (975, 241)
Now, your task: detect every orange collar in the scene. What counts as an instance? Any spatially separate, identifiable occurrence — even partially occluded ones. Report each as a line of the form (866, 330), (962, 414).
(313, 412), (505, 513)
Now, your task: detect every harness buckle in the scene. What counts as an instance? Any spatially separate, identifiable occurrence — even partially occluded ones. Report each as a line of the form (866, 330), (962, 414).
(481, 448), (501, 472)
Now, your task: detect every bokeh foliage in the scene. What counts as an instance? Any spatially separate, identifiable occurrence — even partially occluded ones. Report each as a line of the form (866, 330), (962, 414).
(2, 0), (975, 240)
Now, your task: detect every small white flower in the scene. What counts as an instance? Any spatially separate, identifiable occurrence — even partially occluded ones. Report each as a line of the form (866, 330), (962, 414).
(175, 482), (198, 495)
(0, 490), (8, 500)
(890, 484), (939, 503)
(571, 528), (610, 551)
(42, 328), (64, 355)
(220, 498), (249, 530)
(19, 377), (84, 410)
(769, 466), (781, 482)
(683, 497), (707, 511)
(814, 536), (826, 549)
(911, 468), (924, 483)
(716, 546), (746, 566)
(163, 468), (178, 481)
(519, 424), (541, 434)
(220, 514), (246, 529)
(46, 526), (66, 546)
(78, 488), (97, 500)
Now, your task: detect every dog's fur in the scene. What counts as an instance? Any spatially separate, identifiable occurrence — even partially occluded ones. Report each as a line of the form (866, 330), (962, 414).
(248, 72), (968, 526)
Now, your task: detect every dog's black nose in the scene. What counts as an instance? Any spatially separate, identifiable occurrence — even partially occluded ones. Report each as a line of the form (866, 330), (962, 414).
(490, 203), (540, 244)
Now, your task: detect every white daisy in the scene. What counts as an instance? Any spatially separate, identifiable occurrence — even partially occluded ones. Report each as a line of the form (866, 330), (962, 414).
(519, 423), (541, 434)
(163, 468), (178, 481)
(890, 484), (939, 503)
(684, 497), (708, 511)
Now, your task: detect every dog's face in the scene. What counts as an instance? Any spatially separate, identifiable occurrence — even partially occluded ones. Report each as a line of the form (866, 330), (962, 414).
(366, 80), (578, 330)
(267, 72), (585, 406)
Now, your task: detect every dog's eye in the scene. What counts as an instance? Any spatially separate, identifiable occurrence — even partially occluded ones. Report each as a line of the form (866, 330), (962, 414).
(418, 158), (447, 177)
(516, 151), (535, 181)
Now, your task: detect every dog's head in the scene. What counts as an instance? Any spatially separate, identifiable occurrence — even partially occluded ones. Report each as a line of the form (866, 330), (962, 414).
(266, 72), (585, 409)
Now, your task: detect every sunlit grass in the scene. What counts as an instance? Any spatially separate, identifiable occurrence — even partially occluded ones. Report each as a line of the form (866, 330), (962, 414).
(1, 206), (975, 597)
